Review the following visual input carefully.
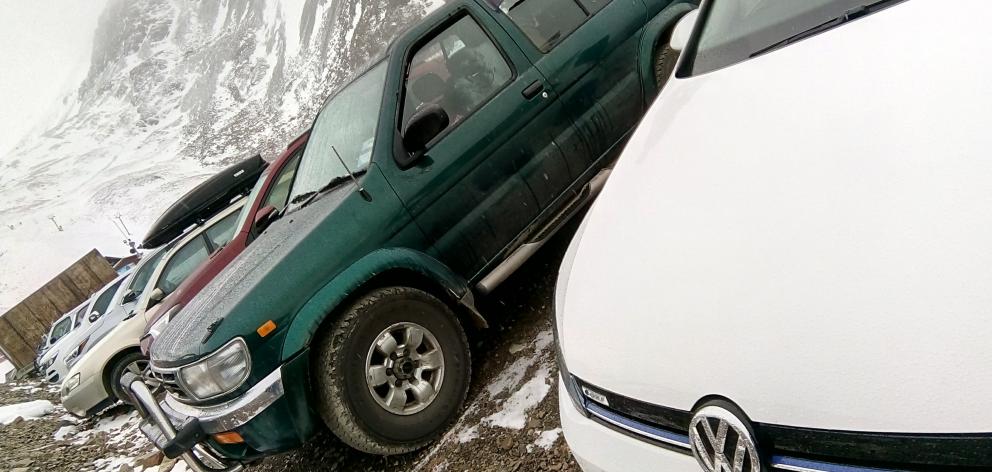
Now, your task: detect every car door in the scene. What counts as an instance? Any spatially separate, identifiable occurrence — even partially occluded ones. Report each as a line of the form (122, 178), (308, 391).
(492, 0), (648, 167)
(386, 3), (576, 278)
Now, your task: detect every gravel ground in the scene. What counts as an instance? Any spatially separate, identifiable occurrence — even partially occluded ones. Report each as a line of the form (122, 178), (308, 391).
(0, 223), (583, 472)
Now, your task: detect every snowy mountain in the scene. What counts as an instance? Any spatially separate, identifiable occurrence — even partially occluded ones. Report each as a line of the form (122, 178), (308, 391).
(0, 0), (440, 313)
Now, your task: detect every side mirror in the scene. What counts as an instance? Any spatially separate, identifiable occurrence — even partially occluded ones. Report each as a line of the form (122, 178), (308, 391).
(122, 291), (138, 304)
(400, 104), (449, 166)
(148, 288), (165, 308)
(254, 205), (278, 234)
(88, 311), (102, 323)
(669, 9), (700, 52)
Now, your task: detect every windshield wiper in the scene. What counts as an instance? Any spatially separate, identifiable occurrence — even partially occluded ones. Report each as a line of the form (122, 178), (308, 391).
(750, 0), (901, 57)
(291, 145), (373, 209)
(291, 169), (370, 208)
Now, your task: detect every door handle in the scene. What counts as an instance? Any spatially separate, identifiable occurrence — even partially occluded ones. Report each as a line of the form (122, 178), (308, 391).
(522, 80), (545, 100)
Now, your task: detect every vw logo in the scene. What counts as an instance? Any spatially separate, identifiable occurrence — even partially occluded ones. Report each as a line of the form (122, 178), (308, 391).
(688, 405), (762, 472)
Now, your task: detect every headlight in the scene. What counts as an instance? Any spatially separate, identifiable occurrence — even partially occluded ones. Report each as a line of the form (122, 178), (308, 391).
(178, 338), (250, 400)
(63, 373), (81, 394)
(64, 337), (91, 368)
(40, 356), (56, 372)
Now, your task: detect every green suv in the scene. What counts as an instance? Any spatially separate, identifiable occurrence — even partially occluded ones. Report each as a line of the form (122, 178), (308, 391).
(130, 0), (694, 467)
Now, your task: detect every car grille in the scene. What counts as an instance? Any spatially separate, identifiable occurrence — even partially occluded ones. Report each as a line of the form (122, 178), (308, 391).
(575, 378), (991, 471)
(146, 368), (191, 402)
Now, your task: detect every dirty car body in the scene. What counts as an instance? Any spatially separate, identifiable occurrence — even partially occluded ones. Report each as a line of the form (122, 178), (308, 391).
(133, 0), (694, 466)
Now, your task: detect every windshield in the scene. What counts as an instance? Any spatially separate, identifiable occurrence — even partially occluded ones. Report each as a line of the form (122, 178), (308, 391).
(49, 315), (73, 344)
(233, 170), (270, 232)
(72, 303), (90, 328)
(91, 277), (125, 318)
(289, 62), (388, 207)
(689, 0), (879, 75)
(126, 245), (171, 298)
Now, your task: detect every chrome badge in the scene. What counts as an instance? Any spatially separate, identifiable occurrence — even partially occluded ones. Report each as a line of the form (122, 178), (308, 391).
(688, 405), (762, 472)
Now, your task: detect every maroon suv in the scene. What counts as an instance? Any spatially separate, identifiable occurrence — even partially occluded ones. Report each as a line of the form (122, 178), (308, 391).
(140, 132), (309, 353)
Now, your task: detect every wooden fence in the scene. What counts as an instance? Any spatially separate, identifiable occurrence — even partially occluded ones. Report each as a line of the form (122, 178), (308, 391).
(0, 250), (118, 370)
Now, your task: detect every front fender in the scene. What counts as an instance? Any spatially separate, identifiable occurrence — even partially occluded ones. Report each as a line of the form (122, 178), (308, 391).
(280, 248), (475, 359)
(638, 1), (697, 102)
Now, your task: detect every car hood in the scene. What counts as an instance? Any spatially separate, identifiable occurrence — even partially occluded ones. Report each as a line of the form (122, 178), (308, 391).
(151, 181), (355, 366)
(562, 0), (992, 434)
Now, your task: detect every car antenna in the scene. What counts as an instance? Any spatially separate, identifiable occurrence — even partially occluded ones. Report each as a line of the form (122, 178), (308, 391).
(332, 145), (372, 202)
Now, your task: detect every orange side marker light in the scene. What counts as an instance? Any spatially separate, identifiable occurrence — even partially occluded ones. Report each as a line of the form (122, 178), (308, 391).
(257, 320), (277, 338)
(213, 431), (245, 444)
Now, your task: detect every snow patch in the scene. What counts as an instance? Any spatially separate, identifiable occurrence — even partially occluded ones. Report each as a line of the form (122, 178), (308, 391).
(169, 460), (190, 472)
(482, 365), (552, 430)
(455, 425), (479, 444)
(54, 425), (79, 441)
(93, 456), (135, 472)
(0, 399), (55, 425)
(533, 428), (562, 450)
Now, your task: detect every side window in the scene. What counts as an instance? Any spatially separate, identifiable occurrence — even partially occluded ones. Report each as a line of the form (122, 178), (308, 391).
(402, 15), (512, 133)
(156, 237), (210, 295)
(261, 154), (302, 212)
(204, 211), (240, 251)
(506, 0), (588, 52)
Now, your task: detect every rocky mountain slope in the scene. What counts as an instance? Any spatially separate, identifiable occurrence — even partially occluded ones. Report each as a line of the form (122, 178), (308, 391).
(0, 0), (439, 312)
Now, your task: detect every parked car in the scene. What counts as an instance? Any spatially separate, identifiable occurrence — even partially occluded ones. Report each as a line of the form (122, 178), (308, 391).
(555, 1), (992, 471)
(140, 132), (309, 355)
(62, 200), (245, 417)
(129, 0), (695, 467)
(43, 272), (132, 384)
(35, 302), (88, 381)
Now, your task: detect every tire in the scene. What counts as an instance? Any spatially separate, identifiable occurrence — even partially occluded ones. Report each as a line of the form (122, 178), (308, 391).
(314, 287), (471, 455)
(653, 42), (679, 92)
(108, 352), (149, 405)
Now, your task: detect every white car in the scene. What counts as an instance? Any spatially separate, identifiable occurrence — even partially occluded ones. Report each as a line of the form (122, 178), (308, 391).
(556, 1), (992, 471)
(62, 199), (244, 417)
(44, 272), (132, 384)
(36, 303), (88, 382)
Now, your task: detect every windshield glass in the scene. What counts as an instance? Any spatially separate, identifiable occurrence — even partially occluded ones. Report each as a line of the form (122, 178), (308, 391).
(72, 303), (90, 328)
(233, 170), (270, 232)
(690, 0), (877, 75)
(126, 245), (172, 298)
(91, 277), (125, 317)
(49, 316), (73, 344)
(289, 62), (388, 207)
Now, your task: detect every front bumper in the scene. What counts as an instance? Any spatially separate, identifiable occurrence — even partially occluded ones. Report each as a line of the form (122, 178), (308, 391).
(127, 367), (286, 472)
(62, 374), (111, 417)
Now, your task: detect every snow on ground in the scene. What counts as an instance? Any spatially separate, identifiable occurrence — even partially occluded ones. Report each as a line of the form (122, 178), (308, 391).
(413, 328), (559, 471)
(532, 428), (563, 451)
(482, 365), (553, 430)
(0, 399), (55, 424)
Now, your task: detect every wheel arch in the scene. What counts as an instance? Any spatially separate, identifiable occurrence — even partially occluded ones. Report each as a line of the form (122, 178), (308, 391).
(638, 1), (698, 102)
(101, 345), (143, 397)
(280, 248), (486, 360)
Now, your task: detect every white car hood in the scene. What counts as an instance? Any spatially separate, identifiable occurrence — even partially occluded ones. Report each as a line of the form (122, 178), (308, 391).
(563, 0), (992, 433)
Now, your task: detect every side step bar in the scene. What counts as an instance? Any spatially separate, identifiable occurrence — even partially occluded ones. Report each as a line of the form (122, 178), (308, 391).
(476, 168), (612, 295)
